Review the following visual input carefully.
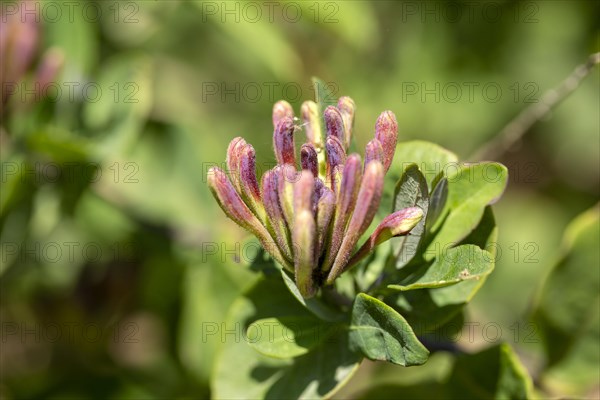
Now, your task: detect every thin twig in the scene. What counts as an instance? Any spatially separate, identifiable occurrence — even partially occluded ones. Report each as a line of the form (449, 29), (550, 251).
(471, 52), (600, 161)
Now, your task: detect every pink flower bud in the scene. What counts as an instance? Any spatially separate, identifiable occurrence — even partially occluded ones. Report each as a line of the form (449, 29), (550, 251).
(293, 210), (317, 298)
(327, 161), (384, 283)
(294, 170), (315, 214)
(322, 154), (362, 273)
(240, 144), (266, 221)
(337, 96), (355, 146)
(301, 100), (322, 146)
(262, 169), (293, 261)
(226, 137), (247, 192)
(324, 106), (345, 145)
(315, 188), (335, 259)
(273, 117), (296, 165)
(325, 135), (346, 187)
(365, 139), (384, 167)
(277, 164), (298, 229)
(347, 207), (424, 270)
(374, 111), (398, 173)
(301, 143), (318, 178)
(272, 100), (294, 128)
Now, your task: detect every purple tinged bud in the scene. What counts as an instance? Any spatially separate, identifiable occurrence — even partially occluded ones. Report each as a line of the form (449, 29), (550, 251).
(327, 161), (384, 283)
(294, 170), (315, 214)
(273, 117), (296, 165)
(324, 106), (345, 145)
(374, 111), (398, 173)
(240, 144), (260, 201)
(325, 135), (346, 187)
(207, 167), (254, 225)
(240, 144), (266, 222)
(277, 164), (297, 229)
(315, 188), (335, 259)
(208, 167), (292, 270)
(337, 97), (355, 146)
(346, 207), (424, 271)
(332, 165), (344, 195)
(273, 100), (294, 128)
(262, 169), (293, 261)
(371, 207), (424, 244)
(313, 178), (324, 213)
(293, 210), (317, 298)
(365, 139), (384, 167)
(322, 154), (362, 272)
(301, 143), (318, 178)
(226, 137), (247, 192)
(301, 100), (322, 146)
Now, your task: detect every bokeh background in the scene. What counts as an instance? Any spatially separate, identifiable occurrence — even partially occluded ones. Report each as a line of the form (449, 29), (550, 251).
(1, 0), (598, 398)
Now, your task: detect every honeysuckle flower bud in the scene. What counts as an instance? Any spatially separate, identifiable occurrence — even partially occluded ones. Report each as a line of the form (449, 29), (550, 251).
(273, 117), (296, 165)
(346, 207), (424, 271)
(301, 143), (319, 178)
(301, 100), (323, 147)
(322, 154), (362, 272)
(294, 170), (315, 215)
(294, 210), (317, 297)
(375, 111), (398, 172)
(331, 165), (344, 195)
(365, 138), (384, 167)
(239, 144), (266, 222)
(337, 96), (355, 146)
(208, 167), (291, 271)
(226, 137), (247, 192)
(292, 171), (317, 296)
(327, 161), (384, 283)
(315, 188), (335, 259)
(325, 135), (346, 186)
(273, 100), (294, 128)
(262, 169), (293, 261)
(277, 164), (297, 229)
(208, 95), (419, 298)
(324, 106), (346, 146)
(313, 178), (325, 211)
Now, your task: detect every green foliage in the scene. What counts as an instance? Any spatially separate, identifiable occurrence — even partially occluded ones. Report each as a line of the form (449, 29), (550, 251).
(356, 344), (531, 399)
(349, 293), (429, 366)
(212, 276), (360, 399)
(531, 206), (600, 394)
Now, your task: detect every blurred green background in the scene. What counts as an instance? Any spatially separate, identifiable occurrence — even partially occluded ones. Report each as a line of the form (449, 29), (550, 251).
(1, 0), (598, 398)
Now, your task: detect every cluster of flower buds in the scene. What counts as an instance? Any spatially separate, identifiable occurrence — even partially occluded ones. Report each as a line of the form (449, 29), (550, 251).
(0, 0), (64, 115)
(208, 96), (423, 297)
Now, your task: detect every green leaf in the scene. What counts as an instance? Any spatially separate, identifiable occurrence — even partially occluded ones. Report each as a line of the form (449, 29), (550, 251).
(445, 343), (532, 399)
(389, 245), (494, 291)
(532, 206), (600, 392)
(248, 316), (337, 359)
(349, 293), (429, 366)
(390, 141), (459, 188)
(426, 162), (507, 260)
(391, 164), (429, 269)
(213, 277), (361, 399)
(351, 344), (531, 400)
(280, 270), (344, 322)
(385, 209), (498, 334)
(425, 177), (448, 233)
(382, 141), (458, 217)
